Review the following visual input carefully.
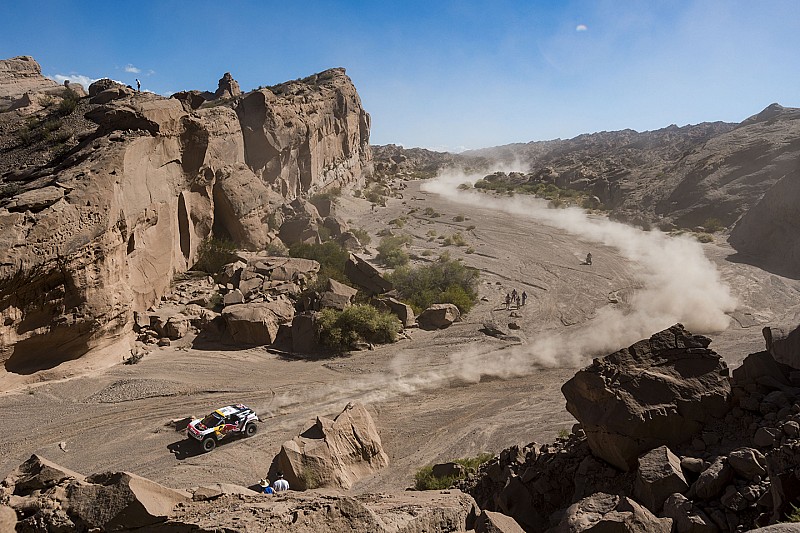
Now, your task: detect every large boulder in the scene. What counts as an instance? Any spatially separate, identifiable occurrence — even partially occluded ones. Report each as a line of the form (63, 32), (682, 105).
(693, 457), (733, 500)
(5, 454), (85, 493)
(271, 402), (389, 490)
(85, 95), (188, 135)
(662, 493), (718, 533)
(763, 324), (800, 370)
(550, 492), (672, 533)
(476, 510), (526, 533)
(561, 324), (731, 471)
(66, 471), (189, 530)
(292, 313), (322, 354)
(3, 456), (188, 531)
(222, 298), (295, 345)
(633, 445), (688, 513)
(418, 303), (461, 330)
(373, 296), (416, 328)
(344, 254), (393, 295)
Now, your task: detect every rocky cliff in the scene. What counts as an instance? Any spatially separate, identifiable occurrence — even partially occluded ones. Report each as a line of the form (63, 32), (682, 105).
(0, 58), (371, 381)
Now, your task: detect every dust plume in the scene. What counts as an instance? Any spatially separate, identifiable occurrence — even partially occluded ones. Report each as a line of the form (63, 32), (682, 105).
(421, 168), (737, 367)
(258, 168), (736, 417)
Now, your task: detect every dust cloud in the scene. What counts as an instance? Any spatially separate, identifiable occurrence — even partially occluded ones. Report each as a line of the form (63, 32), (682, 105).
(421, 168), (737, 367)
(259, 168), (737, 417)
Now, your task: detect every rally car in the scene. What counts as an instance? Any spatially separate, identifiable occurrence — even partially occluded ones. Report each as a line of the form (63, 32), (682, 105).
(187, 403), (259, 452)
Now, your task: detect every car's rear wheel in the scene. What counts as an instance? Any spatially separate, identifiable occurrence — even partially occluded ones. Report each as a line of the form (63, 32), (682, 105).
(202, 437), (216, 452)
(245, 423), (257, 437)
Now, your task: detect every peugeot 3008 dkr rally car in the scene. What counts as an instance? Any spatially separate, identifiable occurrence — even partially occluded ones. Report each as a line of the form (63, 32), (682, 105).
(187, 403), (259, 452)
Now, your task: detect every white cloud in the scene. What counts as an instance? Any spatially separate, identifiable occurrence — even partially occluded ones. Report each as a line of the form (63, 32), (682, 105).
(576, 24), (588, 31)
(49, 74), (97, 88)
(124, 64), (141, 74)
(146, 69), (156, 76)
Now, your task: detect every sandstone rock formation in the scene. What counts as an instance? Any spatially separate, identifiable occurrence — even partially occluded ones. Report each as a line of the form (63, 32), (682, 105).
(0, 56), (59, 111)
(3, 454), (189, 531)
(418, 303), (461, 330)
(550, 492), (672, 533)
(344, 253), (393, 295)
(2, 455), (477, 532)
(0, 59), (371, 385)
(271, 402), (389, 490)
(164, 489), (478, 532)
(561, 324), (731, 471)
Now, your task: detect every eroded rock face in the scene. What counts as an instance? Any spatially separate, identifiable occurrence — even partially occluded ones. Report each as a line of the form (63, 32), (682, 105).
(3, 455), (188, 531)
(0, 60), (371, 385)
(236, 68), (371, 199)
(0, 56), (59, 110)
(550, 492), (672, 533)
(561, 324), (731, 471)
(271, 402), (389, 490)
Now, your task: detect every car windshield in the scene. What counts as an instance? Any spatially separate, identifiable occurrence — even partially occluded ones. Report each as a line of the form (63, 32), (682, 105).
(200, 413), (223, 428)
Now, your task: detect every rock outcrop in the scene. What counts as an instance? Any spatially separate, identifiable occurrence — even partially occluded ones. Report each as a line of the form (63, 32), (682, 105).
(271, 402), (389, 490)
(551, 492), (673, 533)
(561, 324), (731, 471)
(2, 454), (189, 531)
(0, 59), (371, 387)
(0, 56), (59, 111)
(2, 455), (477, 532)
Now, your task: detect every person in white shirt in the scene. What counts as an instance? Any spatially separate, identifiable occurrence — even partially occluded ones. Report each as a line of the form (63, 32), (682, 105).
(272, 472), (290, 492)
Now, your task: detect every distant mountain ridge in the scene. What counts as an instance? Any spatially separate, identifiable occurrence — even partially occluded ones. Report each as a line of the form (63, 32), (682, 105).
(375, 104), (800, 277)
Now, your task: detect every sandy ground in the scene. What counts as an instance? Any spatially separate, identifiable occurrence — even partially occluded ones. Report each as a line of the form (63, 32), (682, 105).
(1, 179), (799, 493)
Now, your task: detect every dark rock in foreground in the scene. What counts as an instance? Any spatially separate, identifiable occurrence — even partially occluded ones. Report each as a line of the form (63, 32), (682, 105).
(562, 324), (731, 471)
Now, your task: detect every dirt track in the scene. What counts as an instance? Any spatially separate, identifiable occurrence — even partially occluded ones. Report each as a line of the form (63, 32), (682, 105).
(0, 179), (796, 492)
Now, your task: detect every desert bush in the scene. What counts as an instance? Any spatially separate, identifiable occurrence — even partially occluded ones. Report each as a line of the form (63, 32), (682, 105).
(453, 214), (465, 222)
(350, 227), (371, 246)
(466, 225), (476, 231)
(423, 207), (440, 217)
(310, 187), (341, 205)
(413, 453), (494, 491)
(694, 232), (714, 243)
(388, 254), (479, 313)
(57, 88), (80, 116)
(193, 238), (238, 274)
(266, 240), (289, 257)
(289, 240), (350, 288)
(388, 217), (406, 228)
(702, 217), (725, 233)
(376, 234), (412, 268)
(451, 233), (467, 246)
(316, 304), (401, 352)
(457, 183), (472, 190)
(465, 247), (475, 254)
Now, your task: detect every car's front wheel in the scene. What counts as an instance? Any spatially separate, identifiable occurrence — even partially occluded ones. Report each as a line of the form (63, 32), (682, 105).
(202, 437), (216, 452)
(245, 423), (257, 437)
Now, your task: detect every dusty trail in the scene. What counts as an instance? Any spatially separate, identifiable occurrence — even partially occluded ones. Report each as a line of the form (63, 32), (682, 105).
(0, 177), (788, 493)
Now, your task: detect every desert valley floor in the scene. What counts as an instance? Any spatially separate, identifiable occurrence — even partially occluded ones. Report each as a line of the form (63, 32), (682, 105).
(1, 179), (799, 493)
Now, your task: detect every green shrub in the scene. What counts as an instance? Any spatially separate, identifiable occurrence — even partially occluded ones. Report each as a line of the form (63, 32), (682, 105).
(388, 254), (479, 313)
(310, 187), (341, 205)
(376, 234), (412, 268)
(465, 247), (475, 254)
(388, 217), (406, 228)
(453, 214), (465, 222)
(702, 218), (725, 233)
(457, 183), (472, 190)
(289, 240), (350, 288)
(451, 233), (467, 246)
(350, 227), (371, 246)
(413, 453), (494, 490)
(57, 88), (80, 116)
(557, 428), (570, 439)
(316, 304), (401, 352)
(423, 207), (440, 217)
(787, 503), (800, 522)
(695, 233), (714, 243)
(193, 238), (238, 273)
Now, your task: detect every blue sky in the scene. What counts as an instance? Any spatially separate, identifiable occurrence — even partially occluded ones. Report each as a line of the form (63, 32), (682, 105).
(2, 1), (798, 151)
